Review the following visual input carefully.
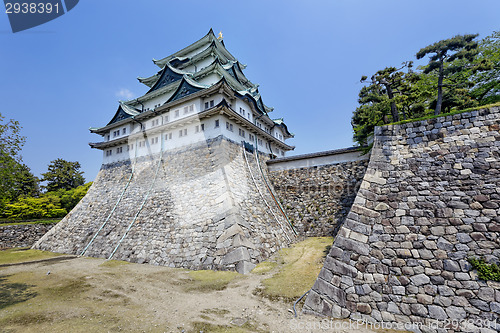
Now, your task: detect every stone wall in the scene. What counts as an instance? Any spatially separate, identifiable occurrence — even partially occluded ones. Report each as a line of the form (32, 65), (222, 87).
(304, 106), (500, 332)
(268, 160), (368, 236)
(34, 136), (296, 274)
(0, 223), (56, 249)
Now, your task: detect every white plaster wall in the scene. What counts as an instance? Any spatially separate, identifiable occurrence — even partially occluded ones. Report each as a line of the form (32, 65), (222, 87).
(197, 72), (222, 86)
(267, 150), (369, 171)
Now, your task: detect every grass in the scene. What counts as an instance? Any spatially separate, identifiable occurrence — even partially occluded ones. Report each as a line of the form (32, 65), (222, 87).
(257, 237), (333, 302)
(251, 261), (277, 275)
(98, 259), (130, 268)
(0, 238), (337, 332)
(0, 219), (61, 227)
(389, 101), (500, 126)
(183, 270), (241, 292)
(201, 308), (231, 316)
(0, 248), (62, 265)
(0, 267), (150, 333)
(0, 275), (37, 309)
(189, 320), (265, 333)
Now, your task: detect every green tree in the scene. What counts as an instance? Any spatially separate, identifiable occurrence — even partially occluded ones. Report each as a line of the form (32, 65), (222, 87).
(360, 63), (415, 123)
(416, 34), (480, 115)
(0, 113), (26, 203)
(470, 31), (500, 104)
(353, 63), (419, 146)
(12, 163), (40, 198)
(41, 158), (85, 192)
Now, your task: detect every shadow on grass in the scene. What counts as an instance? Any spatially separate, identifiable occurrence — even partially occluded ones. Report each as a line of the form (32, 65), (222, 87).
(0, 275), (37, 309)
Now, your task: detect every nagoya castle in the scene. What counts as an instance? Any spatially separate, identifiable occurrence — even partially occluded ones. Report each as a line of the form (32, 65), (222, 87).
(34, 29), (297, 274)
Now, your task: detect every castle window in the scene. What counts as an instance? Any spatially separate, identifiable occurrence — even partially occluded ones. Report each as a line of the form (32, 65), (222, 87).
(116, 147), (123, 154)
(210, 100), (214, 107)
(215, 119), (220, 128)
(226, 122), (233, 132)
(189, 105), (194, 112)
(123, 128), (127, 135)
(175, 110), (179, 118)
(184, 106), (189, 114)
(258, 138), (263, 146)
(106, 150), (112, 156)
(281, 151), (285, 156)
(201, 124), (205, 131)
(249, 134), (254, 142)
(151, 137), (159, 145)
(164, 115), (169, 123)
(107, 135), (110, 141)
(204, 102), (209, 109)
(238, 128), (245, 138)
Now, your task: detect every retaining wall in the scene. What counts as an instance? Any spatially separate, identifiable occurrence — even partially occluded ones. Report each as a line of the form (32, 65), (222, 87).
(304, 106), (500, 332)
(0, 223), (56, 249)
(268, 150), (368, 236)
(34, 136), (295, 274)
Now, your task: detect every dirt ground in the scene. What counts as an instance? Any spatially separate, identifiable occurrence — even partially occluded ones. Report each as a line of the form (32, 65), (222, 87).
(0, 239), (405, 333)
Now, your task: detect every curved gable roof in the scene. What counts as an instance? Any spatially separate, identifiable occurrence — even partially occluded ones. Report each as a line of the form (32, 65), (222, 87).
(164, 76), (208, 104)
(107, 102), (140, 126)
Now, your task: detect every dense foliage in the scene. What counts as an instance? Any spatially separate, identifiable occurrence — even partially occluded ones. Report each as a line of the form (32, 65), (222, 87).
(0, 113), (90, 220)
(42, 158), (85, 192)
(1, 182), (92, 220)
(468, 257), (500, 282)
(352, 31), (500, 147)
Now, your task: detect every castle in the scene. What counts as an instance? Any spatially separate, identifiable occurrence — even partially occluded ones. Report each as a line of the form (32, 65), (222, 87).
(32, 30), (500, 331)
(90, 29), (293, 163)
(34, 29), (299, 274)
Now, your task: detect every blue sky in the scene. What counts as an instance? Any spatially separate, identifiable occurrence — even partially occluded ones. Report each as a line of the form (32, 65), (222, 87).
(1, 0), (499, 182)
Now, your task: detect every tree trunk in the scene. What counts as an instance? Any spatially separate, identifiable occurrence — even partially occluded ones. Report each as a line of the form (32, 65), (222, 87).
(435, 61), (444, 115)
(384, 84), (400, 122)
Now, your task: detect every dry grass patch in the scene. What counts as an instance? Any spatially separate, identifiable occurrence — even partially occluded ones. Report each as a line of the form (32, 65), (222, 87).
(0, 248), (62, 265)
(98, 259), (130, 268)
(257, 237), (333, 302)
(183, 270), (241, 292)
(251, 261), (277, 275)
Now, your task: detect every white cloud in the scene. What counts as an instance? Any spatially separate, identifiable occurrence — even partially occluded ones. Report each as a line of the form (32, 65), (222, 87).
(115, 88), (135, 100)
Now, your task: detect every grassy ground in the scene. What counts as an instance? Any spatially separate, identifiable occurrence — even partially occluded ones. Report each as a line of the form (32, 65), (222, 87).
(0, 248), (62, 266)
(0, 219), (61, 227)
(255, 237), (333, 301)
(0, 238), (403, 333)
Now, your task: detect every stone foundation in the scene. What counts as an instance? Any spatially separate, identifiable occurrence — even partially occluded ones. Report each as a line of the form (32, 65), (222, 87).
(268, 160), (368, 236)
(34, 136), (295, 273)
(0, 223), (56, 249)
(304, 106), (500, 332)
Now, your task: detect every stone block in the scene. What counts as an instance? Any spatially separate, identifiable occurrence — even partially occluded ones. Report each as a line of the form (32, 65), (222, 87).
(410, 274), (430, 286)
(221, 247), (250, 265)
(236, 260), (256, 274)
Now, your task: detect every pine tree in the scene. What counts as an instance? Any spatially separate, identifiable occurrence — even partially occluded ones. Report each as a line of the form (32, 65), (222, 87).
(416, 34), (479, 115)
(42, 159), (85, 192)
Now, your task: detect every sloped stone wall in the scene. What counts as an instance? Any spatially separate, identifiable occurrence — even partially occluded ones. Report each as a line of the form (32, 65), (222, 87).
(268, 160), (368, 236)
(304, 106), (500, 332)
(34, 136), (295, 273)
(0, 223), (56, 249)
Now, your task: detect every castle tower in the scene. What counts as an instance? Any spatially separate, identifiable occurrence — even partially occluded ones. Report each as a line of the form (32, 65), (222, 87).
(33, 30), (297, 273)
